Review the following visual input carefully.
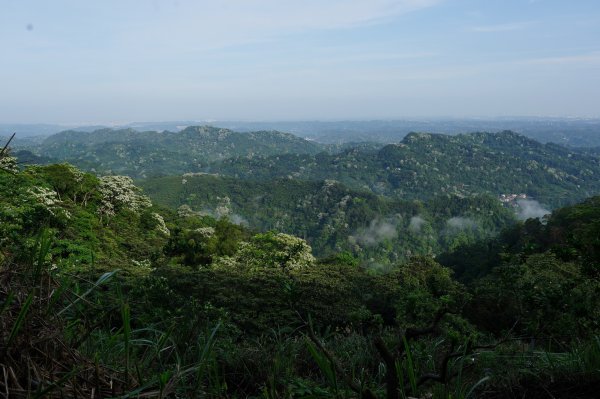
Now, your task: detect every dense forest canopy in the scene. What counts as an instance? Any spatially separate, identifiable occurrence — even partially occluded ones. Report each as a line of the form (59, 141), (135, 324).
(1, 127), (599, 397)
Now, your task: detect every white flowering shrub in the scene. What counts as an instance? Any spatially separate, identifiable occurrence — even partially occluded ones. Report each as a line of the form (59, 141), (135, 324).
(98, 175), (151, 217)
(60, 163), (84, 183)
(131, 259), (153, 271)
(0, 155), (18, 174)
(214, 232), (315, 272)
(26, 186), (71, 219)
(151, 212), (170, 236)
(194, 227), (215, 238)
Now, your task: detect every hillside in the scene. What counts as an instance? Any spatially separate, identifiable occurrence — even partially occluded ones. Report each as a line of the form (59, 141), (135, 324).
(208, 118), (600, 147)
(20, 128), (600, 208)
(6, 118), (600, 147)
(2, 160), (599, 398)
(211, 131), (600, 207)
(141, 174), (516, 263)
(34, 126), (327, 178)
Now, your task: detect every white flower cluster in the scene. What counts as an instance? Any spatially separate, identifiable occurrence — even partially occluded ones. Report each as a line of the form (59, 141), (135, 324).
(63, 163), (84, 182)
(216, 232), (315, 272)
(151, 212), (170, 236)
(194, 226), (215, 238)
(271, 233), (316, 270)
(98, 175), (152, 217)
(0, 155), (18, 173)
(131, 259), (153, 271)
(213, 255), (237, 269)
(27, 186), (71, 219)
(177, 204), (202, 218)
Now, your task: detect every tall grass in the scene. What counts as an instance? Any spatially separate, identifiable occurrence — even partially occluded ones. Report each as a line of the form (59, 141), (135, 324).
(1, 229), (229, 398)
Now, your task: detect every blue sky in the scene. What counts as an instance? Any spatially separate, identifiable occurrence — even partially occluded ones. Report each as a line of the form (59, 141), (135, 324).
(1, 0), (599, 123)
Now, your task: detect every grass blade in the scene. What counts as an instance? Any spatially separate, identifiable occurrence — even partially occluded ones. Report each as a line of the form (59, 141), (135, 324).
(6, 291), (35, 348)
(57, 270), (118, 316)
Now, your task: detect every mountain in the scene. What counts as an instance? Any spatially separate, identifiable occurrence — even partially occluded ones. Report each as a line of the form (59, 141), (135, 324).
(2, 156), (599, 398)
(141, 173), (516, 263)
(6, 117), (600, 146)
(20, 127), (600, 208)
(211, 131), (600, 207)
(35, 125), (327, 178)
(199, 118), (600, 147)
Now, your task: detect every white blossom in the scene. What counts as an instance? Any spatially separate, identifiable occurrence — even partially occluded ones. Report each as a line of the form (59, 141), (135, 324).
(178, 204), (201, 218)
(27, 186), (71, 219)
(98, 175), (152, 217)
(0, 155), (18, 173)
(215, 232), (315, 272)
(131, 259), (153, 271)
(151, 212), (170, 236)
(194, 227), (215, 238)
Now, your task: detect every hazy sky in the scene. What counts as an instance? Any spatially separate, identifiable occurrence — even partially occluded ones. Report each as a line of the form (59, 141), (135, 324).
(1, 0), (599, 123)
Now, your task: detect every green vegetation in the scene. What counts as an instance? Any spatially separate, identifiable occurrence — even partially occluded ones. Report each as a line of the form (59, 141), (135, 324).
(19, 127), (600, 209)
(2, 136), (600, 398)
(28, 126), (328, 178)
(141, 174), (515, 264)
(212, 131), (600, 207)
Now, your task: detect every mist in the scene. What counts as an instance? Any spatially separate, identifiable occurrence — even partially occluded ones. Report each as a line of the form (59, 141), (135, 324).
(516, 199), (551, 220)
(351, 218), (398, 247)
(446, 217), (477, 231)
(408, 215), (426, 233)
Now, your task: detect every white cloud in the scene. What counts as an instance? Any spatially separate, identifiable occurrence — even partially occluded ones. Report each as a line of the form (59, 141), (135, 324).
(408, 215), (426, 232)
(351, 218), (398, 246)
(518, 52), (600, 66)
(116, 0), (444, 52)
(516, 199), (550, 220)
(446, 217), (477, 230)
(469, 21), (535, 33)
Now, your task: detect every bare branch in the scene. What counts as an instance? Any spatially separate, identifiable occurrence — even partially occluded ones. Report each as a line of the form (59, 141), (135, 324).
(0, 133), (16, 157)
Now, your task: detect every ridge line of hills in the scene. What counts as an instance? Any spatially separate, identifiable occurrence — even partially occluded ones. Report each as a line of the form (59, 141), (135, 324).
(9, 126), (600, 208)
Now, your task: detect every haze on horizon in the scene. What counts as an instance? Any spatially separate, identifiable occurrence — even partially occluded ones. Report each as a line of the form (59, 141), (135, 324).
(1, 0), (599, 124)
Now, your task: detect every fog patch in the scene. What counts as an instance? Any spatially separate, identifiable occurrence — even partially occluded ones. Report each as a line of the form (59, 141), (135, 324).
(350, 218), (397, 247)
(229, 213), (249, 226)
(409, 216), (426, 233)
(516, 199), (550, 220)
(446, 217), (477, 230)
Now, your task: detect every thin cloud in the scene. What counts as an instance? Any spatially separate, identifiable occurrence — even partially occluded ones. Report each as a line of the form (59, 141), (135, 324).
(519, 52), (600, 66)
(118, 0), (445, 52)
(469, 21), (535, 33)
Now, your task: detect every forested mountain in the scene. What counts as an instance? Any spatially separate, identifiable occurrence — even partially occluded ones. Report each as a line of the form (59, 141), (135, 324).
(205, 117), (600, 147)
(141, 174), (515, 263)
(6, 118), (600, 147)
(2, 158), (599, 398)
(439, 195), (600, 337)
(212, 131), (600, 207)
(17, 127), (600, 208)
(32, 126), (327, 178)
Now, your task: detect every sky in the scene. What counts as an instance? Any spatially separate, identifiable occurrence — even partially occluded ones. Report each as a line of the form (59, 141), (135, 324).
(1, 0), (599, 123)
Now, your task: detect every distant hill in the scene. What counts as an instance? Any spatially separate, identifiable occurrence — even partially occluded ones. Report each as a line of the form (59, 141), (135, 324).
(140, 173), (516, 263)
(211, 131), (600, 207)
(21, 127), (600, 207)
(6, 117), (600, 145)
(35, 126), (327, 178)
(202, 118), (600, 147)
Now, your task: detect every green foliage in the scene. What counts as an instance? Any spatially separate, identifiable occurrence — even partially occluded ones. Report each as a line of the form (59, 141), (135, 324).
(2, 160), (599, 398)
(141, 174), (516, 264)
(32, 126), (327, 178)
(440, 196), (600, 340)
(212, 131), (600, 208)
